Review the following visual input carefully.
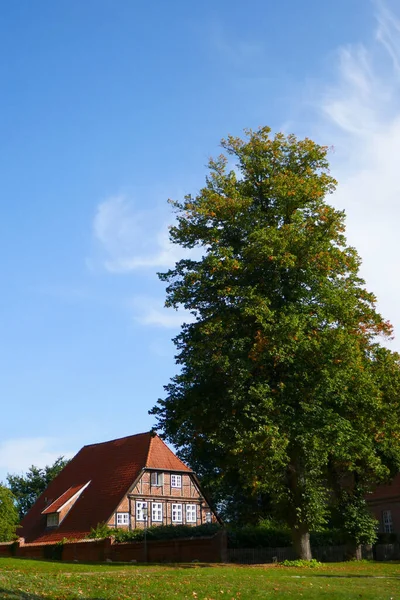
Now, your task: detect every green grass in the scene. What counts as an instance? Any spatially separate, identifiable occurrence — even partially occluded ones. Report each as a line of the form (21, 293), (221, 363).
(1, 558), (400, 599)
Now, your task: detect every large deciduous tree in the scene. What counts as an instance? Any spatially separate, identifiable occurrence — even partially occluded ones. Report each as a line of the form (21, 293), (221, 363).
(151, 127), (400, 559)
(7, 457), (69, 519)
(0, 486), (19, 541)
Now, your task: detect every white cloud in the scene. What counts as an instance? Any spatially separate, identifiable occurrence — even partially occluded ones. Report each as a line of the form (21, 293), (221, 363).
(309, 1), (400, 351)
(92, 195), (197, 273)
(0, 437), (74, 480)
(131, 296), (196, 329)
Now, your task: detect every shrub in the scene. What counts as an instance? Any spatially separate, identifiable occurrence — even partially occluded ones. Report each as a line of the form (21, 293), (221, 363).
(88, 522), (221, 543)
(87, 522), (112, 539)
(281, 558), (322, 568)
(227, 520), (292, 549)
(310, 528), (346, 547)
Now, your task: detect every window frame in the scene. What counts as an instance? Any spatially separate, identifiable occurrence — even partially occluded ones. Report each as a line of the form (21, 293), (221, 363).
(186, 504), (197, 523)
(152, 502), (163, 523)
(136, 501), (148, 522)
(46, 513), (59, 528)
(171, 503), (183, 523)
(171, 474), (182, 488)
(151, 472), (163, 487)
(116, 512), (130, 526)
(383, 510), (393, 533)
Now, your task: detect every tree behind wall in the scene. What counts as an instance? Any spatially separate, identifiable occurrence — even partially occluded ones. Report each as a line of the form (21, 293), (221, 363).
(0, 486), (19, 541)
(151, 127), (400, 559)
(7, 457), (69, 519)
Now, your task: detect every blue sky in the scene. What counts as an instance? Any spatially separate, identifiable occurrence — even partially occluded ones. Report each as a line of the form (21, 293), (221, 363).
(1, 0), (400, 480)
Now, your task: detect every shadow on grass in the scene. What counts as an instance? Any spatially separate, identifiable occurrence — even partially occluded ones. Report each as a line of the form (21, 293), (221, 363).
(0, 588), (107, 600)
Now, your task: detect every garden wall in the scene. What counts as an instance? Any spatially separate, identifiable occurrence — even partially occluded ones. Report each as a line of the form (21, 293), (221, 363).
(0, 530), (227, 563)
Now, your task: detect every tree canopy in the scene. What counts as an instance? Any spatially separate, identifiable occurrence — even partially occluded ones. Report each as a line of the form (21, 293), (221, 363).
(151, 127), (400, 559)
(0, 486), (19, 542)
(7, 457), (69, 519)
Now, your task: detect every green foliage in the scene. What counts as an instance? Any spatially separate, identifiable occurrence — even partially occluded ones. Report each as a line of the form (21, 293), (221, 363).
(7, 456), (69, 519)
(281, 558), (322, 568)
(335, 490), (378, 546)
(227, 518), (291, 548)
(227, 521), (348, 549)
(151, 127), (400, 557)
(87, 522), (111, 539)
(0, 486), (19, 541)
(309, 528), (346, 547)
(88, 522), (221, 542)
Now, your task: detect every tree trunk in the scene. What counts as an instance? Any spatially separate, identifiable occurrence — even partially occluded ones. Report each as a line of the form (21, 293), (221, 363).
(346, 542), (362, 561)
(292, 527), (312, 560)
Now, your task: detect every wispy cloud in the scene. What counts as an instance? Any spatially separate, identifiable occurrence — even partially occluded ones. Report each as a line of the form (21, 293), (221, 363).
(0, 437), (74, 480)
(92, 195), (196, 273)
(131, 296), (196, 329)
(313, 0), (400, 348)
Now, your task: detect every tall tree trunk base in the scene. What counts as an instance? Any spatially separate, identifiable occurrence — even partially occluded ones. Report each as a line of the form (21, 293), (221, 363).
(346, 543), (362, 561)
(292, 529), (312, 560)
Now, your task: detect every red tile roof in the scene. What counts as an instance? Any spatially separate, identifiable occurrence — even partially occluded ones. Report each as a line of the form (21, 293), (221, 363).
(19, 432), (191, 544)
(145, 434), (191, 472)
(41, 483), (89, 514)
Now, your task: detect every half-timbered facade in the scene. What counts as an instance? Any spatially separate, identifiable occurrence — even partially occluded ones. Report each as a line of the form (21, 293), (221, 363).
(108, 469), (213, 530)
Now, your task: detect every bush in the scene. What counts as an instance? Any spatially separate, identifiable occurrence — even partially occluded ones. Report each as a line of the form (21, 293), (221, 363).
(281, 558), (322, 568)
(88, 522), (221, 543)
(227, 520), (292, 548)
(310, 529), (346, 547)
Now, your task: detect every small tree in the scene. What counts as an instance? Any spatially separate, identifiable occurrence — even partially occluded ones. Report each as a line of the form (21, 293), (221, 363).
(7, 457), (69, 519)
(151, 127), (400, 559)
(0, 486), (19, 541)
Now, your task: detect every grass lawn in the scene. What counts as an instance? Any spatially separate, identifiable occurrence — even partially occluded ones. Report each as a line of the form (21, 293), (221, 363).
(0, 558), (400, 599)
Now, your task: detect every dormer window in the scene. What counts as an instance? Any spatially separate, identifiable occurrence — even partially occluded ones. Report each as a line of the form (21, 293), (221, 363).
(46, 513), (59, 528)
(41, 481), (91, 528)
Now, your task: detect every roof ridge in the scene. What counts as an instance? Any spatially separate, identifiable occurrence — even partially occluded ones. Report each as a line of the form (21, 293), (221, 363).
(82, 431), (150, 449)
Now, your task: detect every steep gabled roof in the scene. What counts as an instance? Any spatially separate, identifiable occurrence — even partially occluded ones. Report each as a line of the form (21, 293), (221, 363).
(19, 432), (191, 543)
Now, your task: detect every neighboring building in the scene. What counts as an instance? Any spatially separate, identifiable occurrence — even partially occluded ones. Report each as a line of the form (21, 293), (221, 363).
(367, 474), (400, 535)
(19, 432), (218, 544)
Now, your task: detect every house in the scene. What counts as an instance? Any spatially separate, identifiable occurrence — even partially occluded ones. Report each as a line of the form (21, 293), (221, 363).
(367, 474), (400, 536)
(19, 432), (218, 544)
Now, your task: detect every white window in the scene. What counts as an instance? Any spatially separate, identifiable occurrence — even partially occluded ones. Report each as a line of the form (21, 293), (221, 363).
(151, 472), (163, 486)
(171, 474), (182, 488)
(46, 513), (59, 527)
(116, 512), (130, 526)
(205, 511), (212, 524)
(136, 501), (148, 521)
(172, 503), (182, 522)
(383, 510), (393, 533)
(186, 504), (196, 523)
(152, 502), (163, 522)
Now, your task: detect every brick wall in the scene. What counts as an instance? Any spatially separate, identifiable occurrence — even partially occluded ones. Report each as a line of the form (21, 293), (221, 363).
(0, 530), (227, 563)
(368, 500), (400, 534)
